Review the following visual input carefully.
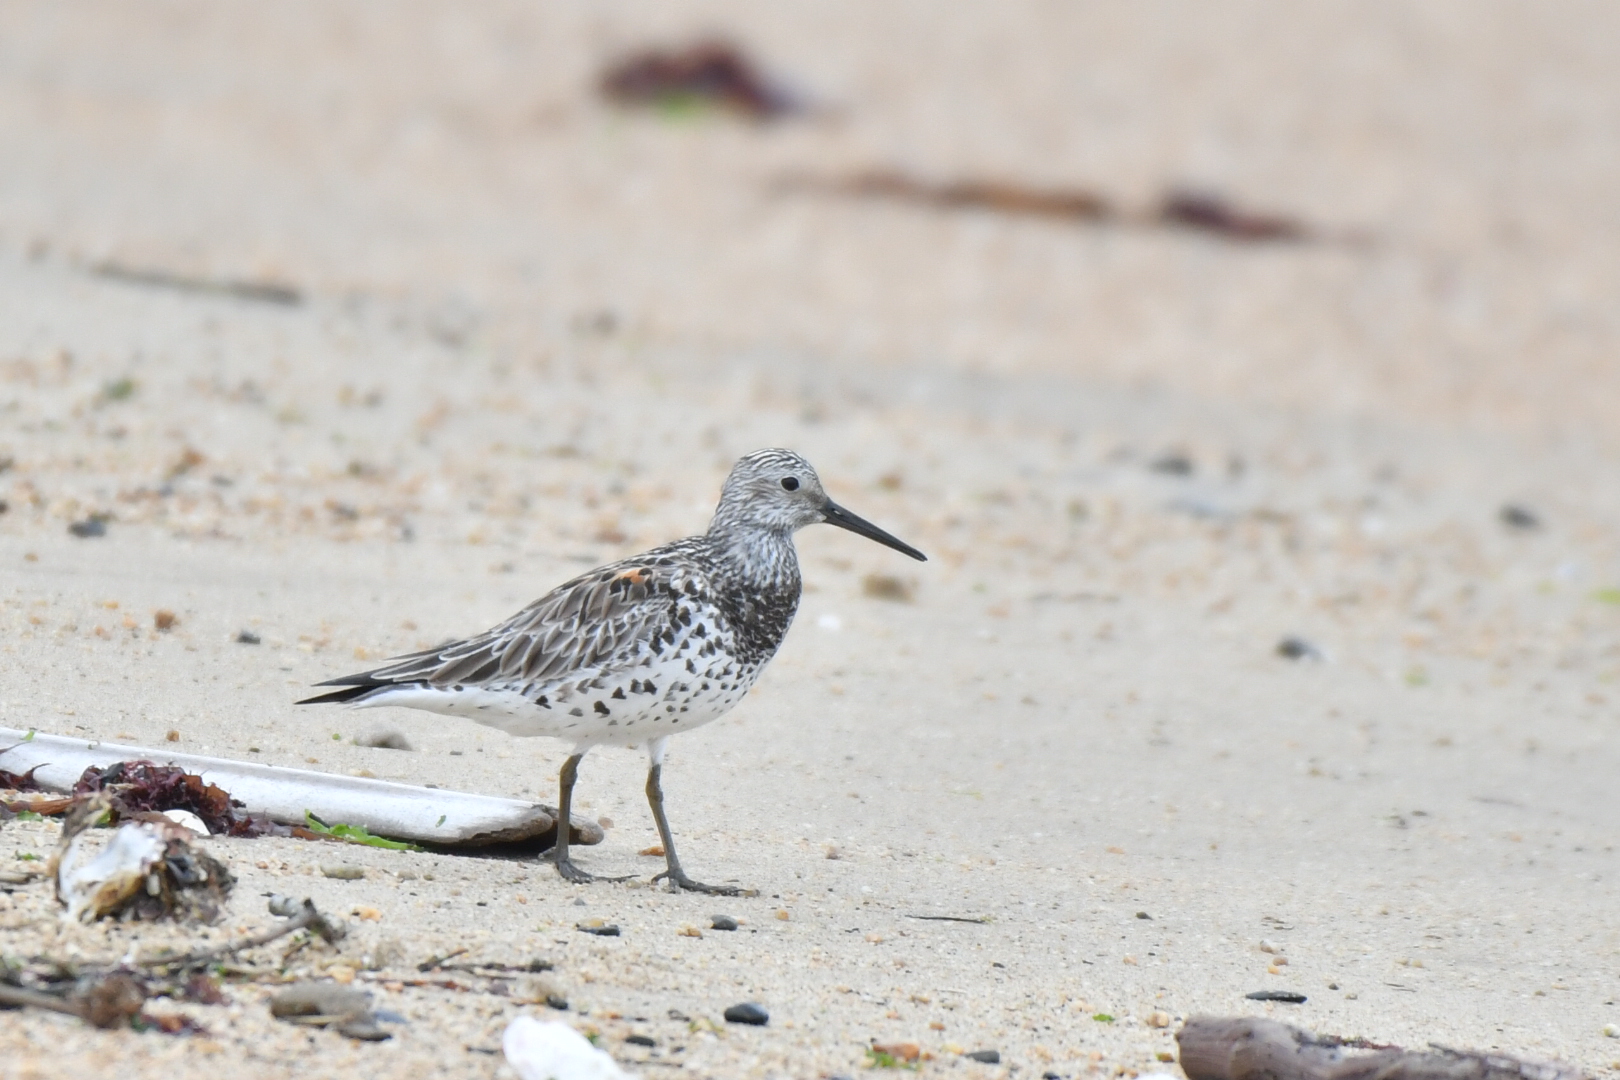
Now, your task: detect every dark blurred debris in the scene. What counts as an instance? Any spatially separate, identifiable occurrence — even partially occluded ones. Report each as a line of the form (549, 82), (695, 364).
(1499, 504), (1541, 531)
(1245, 990), (1308, 1003)
(90, 261), (302, 306)
(236, 629), (262, 644)
(1276, 636), (1322, 661)
(1150, 452), (1195, 476)
(812, 170), (1110, 222)
(905, 913), (990, 924)
(53, 797), (235, 923)
(576, 921), (621, 937)
(724, 1002), (769, 1025)
(270, 981), (390, 1041)
(0, 761), (45, 792)
(356, 729), (413, 751)
(73, 760), (277, 837)
(68, 516), (108, 538)
(861, 573), (915, 603)
(599, 39), (798, 119)
(965, 1049), (1002, 1064)
(788, 170), (1340, 245)
(1159, 190), (1307, 242)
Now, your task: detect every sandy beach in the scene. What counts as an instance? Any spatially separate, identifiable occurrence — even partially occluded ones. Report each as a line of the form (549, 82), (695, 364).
(1, 3), (1619, 1077)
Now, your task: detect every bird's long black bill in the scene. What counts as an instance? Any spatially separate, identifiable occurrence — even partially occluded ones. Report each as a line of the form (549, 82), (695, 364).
(821, 500), (927, 561)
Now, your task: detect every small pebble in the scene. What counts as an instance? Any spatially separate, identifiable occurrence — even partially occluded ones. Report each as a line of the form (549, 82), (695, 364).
(1276, 636), (1320, 661)
(965, 1049), (1001, 1063)
(1500, 504), (1541, 530)
(1602, 1023), (1618, 1038)
(68, 518), (107, 538)
(723, 1003), (769, 1026)
(1246, 990), (1307, 1003)
(236, 630), (261, 645)
(711, 915), (739, 931)
(321, 864), (365, 880)
(625, 1034), (655, 1047)
(153, 609), (178, 631)
(1135, 911), (1152, 920)
(1146, 1011), (1171, 1028)
(576, 921), (620, 937)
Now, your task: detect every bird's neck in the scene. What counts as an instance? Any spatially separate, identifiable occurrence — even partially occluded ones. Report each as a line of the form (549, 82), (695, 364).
(707, 524), (801, 593)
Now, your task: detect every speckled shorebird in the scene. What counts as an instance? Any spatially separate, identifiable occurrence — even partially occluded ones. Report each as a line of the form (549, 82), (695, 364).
(298, 449), (926, 893)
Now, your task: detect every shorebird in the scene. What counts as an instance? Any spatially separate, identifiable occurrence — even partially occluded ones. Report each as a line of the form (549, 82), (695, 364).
(299, 449), (926, 893)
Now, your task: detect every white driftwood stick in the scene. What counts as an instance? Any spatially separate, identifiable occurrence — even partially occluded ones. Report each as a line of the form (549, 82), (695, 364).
(0, 728), (569, 846)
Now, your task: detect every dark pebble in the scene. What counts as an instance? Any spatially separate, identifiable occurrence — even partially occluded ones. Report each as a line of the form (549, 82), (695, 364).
(966, 1049), (1001, 1064)
(68, 518), (107, 538)
(357, 729), (412, 751)
(1135, 911), (1152, 920)
(1246, 990), (1307, 1003)
(1500, 504), (1540, 530)
(545, 994), (569, 1011)
(723, 1003), (769, 1026)
(710, 914), (739, 931)
(236, 630), (261, 645)
(625, 1034), (656, 1047)
(576, 922), (620, 936)
(1149, 453), (1194, 476)
(1276, 635), (1320, 661)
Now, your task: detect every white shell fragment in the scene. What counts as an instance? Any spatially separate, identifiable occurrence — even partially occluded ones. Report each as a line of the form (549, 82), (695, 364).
(56, 819), (169, 922)
(503, 1016), (639, 1080)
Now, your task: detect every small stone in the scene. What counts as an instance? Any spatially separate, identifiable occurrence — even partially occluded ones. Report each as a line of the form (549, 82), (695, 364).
(165, 729), (180, 742)
(1136, 911), (1152, 920)
(1146, 1011), (1171, 1028)
(873, 1042), (921, 1063)
(1603, 1024), (1618, 1038)
(153, 609), (178, 631)
(679, 925), (703, 938)
(68, 517), (107, 538)
(1246, 990), (1307, 1003)
(1258, 939), (1280, 954)
(710, 915), (739, 931)
(236, 630), (261, 644)
(862, 573), (914, 603)
(356, 729), (412, 751)
(321, 864), (365, 880)
(723, 1003), (769, 1026)
(1149, 453), (1193, 476)
(1500, 504), (1540, 530)
(775, 909), (790, 921)
(626, 1034), (656, 1047)
(576, 921), (620, 936)
(1158, 1052), (1177, 1063)
(1276, 636), (1320, 661)
(270, 982), (371, 1020)
(965, 1049), (1001, 1064)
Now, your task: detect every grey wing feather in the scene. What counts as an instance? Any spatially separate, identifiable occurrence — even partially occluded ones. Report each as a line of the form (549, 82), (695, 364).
(342, 560), (677, 690)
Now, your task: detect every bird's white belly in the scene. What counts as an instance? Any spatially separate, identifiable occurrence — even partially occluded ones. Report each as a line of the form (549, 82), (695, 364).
(351, 649), (758, 749)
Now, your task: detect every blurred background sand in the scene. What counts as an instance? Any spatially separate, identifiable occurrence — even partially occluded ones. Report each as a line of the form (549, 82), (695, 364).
(0, 4), (1618, 1078)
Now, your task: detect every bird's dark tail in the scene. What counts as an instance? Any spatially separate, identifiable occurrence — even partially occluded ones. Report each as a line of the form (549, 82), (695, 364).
(295, 680), (384, 706)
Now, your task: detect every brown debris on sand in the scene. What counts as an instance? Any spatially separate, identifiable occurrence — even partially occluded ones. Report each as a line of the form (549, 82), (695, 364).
(599, 39), (799, 119)
(786, 169), (1337, 244)
(1178, 1016), (1591, 1080)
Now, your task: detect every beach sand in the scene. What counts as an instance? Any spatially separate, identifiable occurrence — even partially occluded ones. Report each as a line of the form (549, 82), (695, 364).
(1, 4), (1618, 1077)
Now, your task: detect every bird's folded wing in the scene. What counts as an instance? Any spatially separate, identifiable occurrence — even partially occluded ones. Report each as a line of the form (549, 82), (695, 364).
(345, 561), (677, 689)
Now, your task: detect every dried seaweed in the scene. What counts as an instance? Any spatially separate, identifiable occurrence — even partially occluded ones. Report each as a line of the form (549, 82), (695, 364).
(1158, 190), (1307, 242)
(72, 760), (282, 838)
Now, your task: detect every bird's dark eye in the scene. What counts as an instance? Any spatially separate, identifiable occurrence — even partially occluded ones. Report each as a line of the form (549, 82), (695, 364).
(780, 476), (799, 491)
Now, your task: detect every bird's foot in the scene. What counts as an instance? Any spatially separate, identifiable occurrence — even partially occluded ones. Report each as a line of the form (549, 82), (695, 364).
(550, 852), (634, 885)
(652, 867), (756, 896)
(552, 853), (596, 884)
